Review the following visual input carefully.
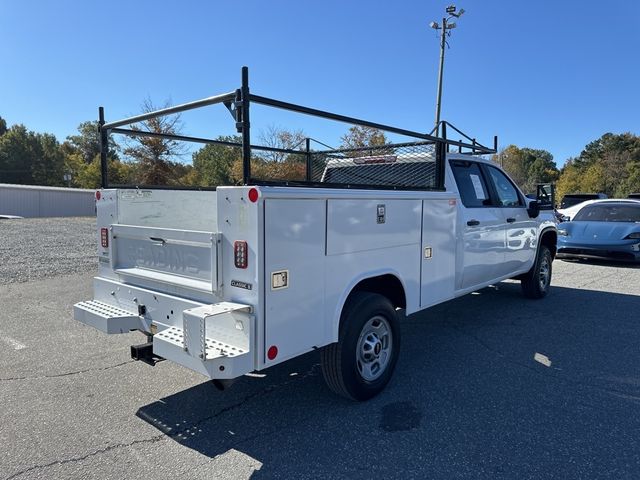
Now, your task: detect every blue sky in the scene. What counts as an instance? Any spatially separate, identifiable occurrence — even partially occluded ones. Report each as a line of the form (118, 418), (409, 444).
(1, 0), (638, 167)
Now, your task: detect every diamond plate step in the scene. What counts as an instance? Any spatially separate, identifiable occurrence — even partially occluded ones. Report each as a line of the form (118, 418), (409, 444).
(155, 326), (248, 360)
(74, 300), (142, 334)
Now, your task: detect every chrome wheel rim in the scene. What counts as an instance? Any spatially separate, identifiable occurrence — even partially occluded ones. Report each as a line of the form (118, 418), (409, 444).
(539, 255), (551, 291)
(356, 315), (392, 382)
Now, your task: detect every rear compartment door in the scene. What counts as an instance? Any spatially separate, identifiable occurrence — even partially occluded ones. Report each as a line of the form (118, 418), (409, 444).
(111, 224), (220, 294)
(264, 199), (326, 364)
(420, 198), (457, 308)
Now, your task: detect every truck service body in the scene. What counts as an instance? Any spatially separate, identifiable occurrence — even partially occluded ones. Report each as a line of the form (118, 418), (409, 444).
(74, 68), (557, 400)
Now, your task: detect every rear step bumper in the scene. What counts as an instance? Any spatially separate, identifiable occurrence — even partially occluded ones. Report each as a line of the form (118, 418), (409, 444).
(152, 303), (254, 380)
(73, 279), (255, 379)
(73, 300), (143, 334)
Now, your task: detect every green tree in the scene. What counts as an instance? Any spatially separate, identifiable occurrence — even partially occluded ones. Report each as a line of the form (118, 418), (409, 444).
(65, 121), (119, 164)
(574, 132), (640, 170)
(123, 98), (187, 186)
(555, 132), (640, 198)
(0, 125), (65, 185)
(191, 135), (242, 186)
(340, 125), (387, 150)
(33, 133), (65, 186)
(555, 160), (582, 203)
(0, 116), (7, 137)
(620, 161), (640, 196)
(492, 145), (558, 193)
(0, 125), (38, 184)
(580, 162), (606, 194)
(66, 154), (137, 189)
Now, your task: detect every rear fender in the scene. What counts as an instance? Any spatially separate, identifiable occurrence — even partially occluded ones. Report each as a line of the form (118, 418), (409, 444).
(330, 269), (407, 343)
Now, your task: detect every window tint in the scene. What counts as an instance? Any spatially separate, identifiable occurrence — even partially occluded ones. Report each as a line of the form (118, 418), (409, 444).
(486, 166), (522, 207)
(450, 161), (490, 207)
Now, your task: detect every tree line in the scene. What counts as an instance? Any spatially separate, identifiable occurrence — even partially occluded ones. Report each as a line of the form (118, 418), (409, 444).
(491, 132), (640, 201)
(1, 106), (638, 202)
(0, 103), (386, 189)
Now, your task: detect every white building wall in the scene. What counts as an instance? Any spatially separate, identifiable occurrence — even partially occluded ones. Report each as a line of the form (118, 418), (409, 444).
(0, 184), (96, 217)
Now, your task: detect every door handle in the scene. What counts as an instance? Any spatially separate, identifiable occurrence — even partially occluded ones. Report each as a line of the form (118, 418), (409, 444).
(506, 217), (516, 223)
(466, 220), (480, 226)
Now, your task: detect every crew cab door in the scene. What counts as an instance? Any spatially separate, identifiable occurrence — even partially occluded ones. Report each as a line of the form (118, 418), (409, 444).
(450, 160), (506, 290)
(483, 165), (537, 276)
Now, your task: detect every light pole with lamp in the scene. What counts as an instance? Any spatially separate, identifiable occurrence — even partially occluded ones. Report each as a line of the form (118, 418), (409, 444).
(430, 4), (464, 136)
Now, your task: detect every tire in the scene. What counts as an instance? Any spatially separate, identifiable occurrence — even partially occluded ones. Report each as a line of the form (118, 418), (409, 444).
(521, 245), (552, 299)
(321, 292), (400, 401)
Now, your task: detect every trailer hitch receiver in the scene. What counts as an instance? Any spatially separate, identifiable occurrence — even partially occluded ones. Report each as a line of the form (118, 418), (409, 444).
(130, 341), (164, 366)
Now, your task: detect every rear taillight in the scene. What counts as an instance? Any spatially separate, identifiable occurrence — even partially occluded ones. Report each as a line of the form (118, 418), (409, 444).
(234, 241), (248, 269)
(101, 228), (109, 248)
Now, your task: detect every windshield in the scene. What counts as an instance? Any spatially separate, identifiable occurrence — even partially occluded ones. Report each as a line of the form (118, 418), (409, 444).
(573, 204), (640, 222)
(561, 195), (599, 209)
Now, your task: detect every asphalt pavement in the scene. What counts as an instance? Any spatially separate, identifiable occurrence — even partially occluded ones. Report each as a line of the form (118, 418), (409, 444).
(1, 219), (640, 479)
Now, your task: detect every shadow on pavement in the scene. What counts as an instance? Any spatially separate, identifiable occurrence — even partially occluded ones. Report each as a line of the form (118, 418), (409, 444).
(137, 282), (640, 479)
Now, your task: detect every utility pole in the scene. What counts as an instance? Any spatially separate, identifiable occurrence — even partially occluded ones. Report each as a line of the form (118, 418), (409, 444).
(430, 5), (464, 136)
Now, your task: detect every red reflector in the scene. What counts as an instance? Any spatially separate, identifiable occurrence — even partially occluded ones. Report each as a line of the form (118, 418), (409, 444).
(248, 188), (259, 203)
(95, 191), (101, 201)
(100, 228), (109, 248)
(267, 345), (278, 360)
(234, 240), (248, 269)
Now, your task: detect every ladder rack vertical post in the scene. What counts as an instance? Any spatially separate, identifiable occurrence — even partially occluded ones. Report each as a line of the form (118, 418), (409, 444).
(99, 107), (108, 189)
(305, 137), (311, 182)
(241, 67), (251, 185)
(437, 122), (448, 190)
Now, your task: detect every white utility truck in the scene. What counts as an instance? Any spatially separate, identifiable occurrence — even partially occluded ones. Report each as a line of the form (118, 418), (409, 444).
(74, 68), (557, 400)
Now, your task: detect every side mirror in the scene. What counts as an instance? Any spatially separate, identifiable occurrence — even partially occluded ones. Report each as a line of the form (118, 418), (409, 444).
(527, 200), (540, 218)
(536, 183), (555, 210)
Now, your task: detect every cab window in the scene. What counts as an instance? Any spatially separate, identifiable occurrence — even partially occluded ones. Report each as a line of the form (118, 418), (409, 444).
(450, 160), (490, 208)
(485, 166), (522, 207)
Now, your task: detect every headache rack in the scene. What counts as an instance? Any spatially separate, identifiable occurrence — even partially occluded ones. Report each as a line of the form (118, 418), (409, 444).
(98, 67), (497, 191)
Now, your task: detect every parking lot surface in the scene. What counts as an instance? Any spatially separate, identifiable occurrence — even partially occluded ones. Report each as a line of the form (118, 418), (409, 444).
(1, 217), (640, 479)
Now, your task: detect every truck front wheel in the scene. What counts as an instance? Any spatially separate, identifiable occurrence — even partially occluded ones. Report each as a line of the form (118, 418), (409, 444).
(321, 292), (400, 401)
(521, 245), (552, 299)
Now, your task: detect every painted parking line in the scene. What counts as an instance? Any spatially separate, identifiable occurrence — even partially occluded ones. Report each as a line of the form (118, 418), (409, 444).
(0, 332), (27, 350)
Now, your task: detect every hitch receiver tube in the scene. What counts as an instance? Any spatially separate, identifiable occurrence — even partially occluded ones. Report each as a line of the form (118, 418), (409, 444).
(131, 342), (164, 366)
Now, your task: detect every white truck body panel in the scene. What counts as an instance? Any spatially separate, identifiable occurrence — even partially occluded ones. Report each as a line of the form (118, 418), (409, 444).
(75, 155), (556, 382)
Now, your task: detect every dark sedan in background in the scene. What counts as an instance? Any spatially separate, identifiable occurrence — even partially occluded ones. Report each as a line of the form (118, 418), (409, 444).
(557, 200), (640, 262)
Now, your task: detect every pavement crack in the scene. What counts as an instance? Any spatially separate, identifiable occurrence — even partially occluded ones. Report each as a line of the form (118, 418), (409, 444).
(4, 363), (321, 479)
(0, 360), (134, 382)
(3, 436), (165, 480)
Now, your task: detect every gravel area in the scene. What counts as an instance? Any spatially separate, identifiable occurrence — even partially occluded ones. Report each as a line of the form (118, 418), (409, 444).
(0, 217), (96, 284)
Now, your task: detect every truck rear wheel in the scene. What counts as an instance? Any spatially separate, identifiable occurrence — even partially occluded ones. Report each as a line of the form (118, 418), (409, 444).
(321, 292), (400, 401)
(521, 245), (552, 299)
